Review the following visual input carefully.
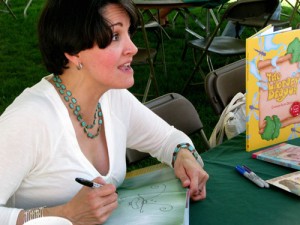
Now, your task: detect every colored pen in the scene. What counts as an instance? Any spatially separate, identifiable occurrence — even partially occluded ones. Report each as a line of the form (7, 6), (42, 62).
(184, 189), (190, 225)
(75, 177), (103, 188)
(242, 165), (269, 188)
(235, 165), (265, 188)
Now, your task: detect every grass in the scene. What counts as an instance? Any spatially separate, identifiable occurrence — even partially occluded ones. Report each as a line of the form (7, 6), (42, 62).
(0, 1), (299, 170)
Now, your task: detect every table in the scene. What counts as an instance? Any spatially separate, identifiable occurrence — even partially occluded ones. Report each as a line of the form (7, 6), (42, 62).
(133, 0), (227, 34)
(134, 0), (227, 9)
(191, 132), (300, 225)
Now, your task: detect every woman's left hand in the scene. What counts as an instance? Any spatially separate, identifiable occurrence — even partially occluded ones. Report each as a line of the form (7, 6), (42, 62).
(173, 148), (209, 201)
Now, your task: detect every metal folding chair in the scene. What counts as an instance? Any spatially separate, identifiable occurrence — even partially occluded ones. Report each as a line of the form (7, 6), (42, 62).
(281, 0), (300, 18)
(1, 0), (33, 18)
(205, 59), (246, 115)
(132, 9), (161, 103)
(236, 0), (299, 30)
(126, 93), (211, 164)
(140, 9), (171, 79)
(181, 0), (278, 93)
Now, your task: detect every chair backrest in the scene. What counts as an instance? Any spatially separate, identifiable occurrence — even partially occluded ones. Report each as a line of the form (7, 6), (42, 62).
(126, 93), (210, 164)
(217, 0), (278, 37)
(184, 0), (278, 71)
(205, 59), (246, 115)
(146, 93), (203, 135)
(224, 0), (279, 27)
(223, 0), (281, 31)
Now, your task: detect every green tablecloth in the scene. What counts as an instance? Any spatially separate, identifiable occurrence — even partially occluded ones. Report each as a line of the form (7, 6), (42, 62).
(191, 133), (300, 225)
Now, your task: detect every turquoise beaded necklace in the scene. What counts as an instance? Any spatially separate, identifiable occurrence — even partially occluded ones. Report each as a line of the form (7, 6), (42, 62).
(53, 75), (103, 139)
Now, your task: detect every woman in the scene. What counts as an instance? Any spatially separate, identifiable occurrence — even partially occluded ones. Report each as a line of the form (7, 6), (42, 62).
(0, 0), (209, 224)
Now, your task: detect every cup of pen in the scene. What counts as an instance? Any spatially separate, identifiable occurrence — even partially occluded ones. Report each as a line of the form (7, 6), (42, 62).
(23, 216), (73, 225)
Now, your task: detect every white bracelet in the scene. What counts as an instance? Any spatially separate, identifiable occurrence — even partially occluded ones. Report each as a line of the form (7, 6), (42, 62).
(24, 206), (45, 224)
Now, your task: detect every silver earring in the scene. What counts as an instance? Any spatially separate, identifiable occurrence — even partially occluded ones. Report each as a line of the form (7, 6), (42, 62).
(76, 62), (83, 70)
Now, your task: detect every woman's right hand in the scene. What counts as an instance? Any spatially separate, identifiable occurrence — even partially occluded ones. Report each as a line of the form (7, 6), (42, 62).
(58, 177), (118, 225)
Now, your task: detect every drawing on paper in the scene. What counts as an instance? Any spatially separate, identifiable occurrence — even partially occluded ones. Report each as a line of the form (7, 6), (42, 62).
(119, 183), (174, 213)
(104, 165), (188, 225)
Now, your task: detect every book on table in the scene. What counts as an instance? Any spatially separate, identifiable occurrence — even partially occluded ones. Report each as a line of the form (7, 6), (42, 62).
(105, 164), (189, 225)
(245, 25), (300, 151)
(252, 142), (300, 170)
(267, 171), (300, 196)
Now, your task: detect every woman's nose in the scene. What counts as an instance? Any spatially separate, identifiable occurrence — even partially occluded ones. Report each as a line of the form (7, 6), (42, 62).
(124, 37), (138, 56)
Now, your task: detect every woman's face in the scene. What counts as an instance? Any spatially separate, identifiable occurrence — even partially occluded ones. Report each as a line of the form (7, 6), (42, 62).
(78, 4), (138, 90)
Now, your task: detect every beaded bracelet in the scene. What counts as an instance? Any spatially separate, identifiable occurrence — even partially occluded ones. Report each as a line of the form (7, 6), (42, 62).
(24, 206), (45, 224)
(172, 143), (202, 167)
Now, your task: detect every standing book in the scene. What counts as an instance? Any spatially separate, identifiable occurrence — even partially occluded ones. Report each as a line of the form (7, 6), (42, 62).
(252, 142), (300, 170)
(246, 26), (300, 151)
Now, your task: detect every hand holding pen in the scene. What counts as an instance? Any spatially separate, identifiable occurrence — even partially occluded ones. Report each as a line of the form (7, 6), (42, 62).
(59, 177), (118, 224)
(75, 177), (103, 188)
(75, 177), (118, 193)
(45, 177), (117, 224)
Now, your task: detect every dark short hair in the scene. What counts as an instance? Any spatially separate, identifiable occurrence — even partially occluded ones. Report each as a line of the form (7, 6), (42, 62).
(38, 0), (139, 75)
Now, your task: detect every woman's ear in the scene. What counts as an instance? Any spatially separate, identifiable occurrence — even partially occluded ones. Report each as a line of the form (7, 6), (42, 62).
(64, 53), (82, 70)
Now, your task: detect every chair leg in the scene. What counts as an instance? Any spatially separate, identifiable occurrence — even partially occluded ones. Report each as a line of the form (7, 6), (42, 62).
(206, 55), (214, 72)
(280, 0), (300, 25)
(199, 130), (211, 151)
(181, 55), (205, 93)
(171, 10), (180, 28)
(191, 49), (207, 80)
(155, 26), (168, 78)
(1, 0), (16, 19)
(142, 75), (152, 103)
(181, 46), (209, 93)
(181, 41), (189, 60)
(209, 9), (219, 28)
(142, 54), (160, 103)
(137, 9), (160, 102)
(182, 8), (206, 30)
(284, 0), (300, 16)
(142, 71), (159, 103)
(24, 0), (33, 17)
(151, 30), (166, 76)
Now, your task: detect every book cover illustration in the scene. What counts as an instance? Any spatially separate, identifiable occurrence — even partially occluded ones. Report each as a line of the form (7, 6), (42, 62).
(246, 28), (300, 151)
(252, 142), (300, 170)
(267, 171), (300, 196)
(105, 164), (188, 225)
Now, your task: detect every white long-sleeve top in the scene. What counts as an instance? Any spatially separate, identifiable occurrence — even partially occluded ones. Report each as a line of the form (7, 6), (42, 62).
(0, 75), (199, 225)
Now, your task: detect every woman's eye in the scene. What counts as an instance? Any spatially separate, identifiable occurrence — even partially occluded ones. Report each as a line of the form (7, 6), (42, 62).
(112, 33), (119, 41)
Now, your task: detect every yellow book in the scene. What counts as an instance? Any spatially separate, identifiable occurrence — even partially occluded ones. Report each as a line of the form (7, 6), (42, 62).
(246, 26), (300, 151)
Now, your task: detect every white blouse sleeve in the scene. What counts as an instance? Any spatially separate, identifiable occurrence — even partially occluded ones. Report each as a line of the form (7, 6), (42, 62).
(111, 90), (200, 167)
(0, 106), (40, 224)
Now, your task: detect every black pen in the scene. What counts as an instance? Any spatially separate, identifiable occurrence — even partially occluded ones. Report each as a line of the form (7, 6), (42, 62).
(75, 177), (103, 188)
(75, 177), (118, 194)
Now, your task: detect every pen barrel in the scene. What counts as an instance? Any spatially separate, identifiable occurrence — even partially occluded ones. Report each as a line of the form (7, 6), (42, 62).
(243, 172), (265, 188)
(249, 172), (269, 188)
(92, 183), (102, 188)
